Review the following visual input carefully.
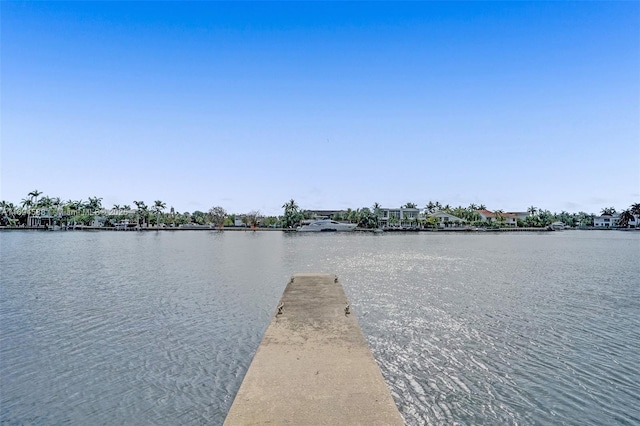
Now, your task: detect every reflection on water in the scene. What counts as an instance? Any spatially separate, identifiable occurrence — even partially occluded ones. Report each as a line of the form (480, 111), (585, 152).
(1, 230), (639, 425)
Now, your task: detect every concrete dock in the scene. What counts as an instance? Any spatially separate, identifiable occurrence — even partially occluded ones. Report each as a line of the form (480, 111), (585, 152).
(224, 273), (404, 425)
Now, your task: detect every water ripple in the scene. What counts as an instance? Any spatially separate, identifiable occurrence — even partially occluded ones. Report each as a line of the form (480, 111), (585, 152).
(1, 230), (638, 425)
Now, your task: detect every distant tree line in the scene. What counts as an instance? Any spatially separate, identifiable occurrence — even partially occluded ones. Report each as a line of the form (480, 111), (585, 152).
(1, 190), (638, 229)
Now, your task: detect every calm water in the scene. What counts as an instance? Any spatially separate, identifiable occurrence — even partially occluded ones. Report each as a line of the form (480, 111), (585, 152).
(1, 230), (639, 425)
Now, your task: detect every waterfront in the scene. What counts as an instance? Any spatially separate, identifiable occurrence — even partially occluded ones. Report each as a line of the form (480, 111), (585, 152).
(1, 231), (639, 425)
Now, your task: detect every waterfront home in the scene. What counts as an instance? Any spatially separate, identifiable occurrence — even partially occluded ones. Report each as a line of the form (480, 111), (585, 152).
(429, 211), (466, 228)
(593, 213), (639, 229)
(594, 214), (618, 228)
(378, 207), (421, 228)
(507, 211), (529, 221)
(28, 208), (58, 227)
(476, 209), (518, 226)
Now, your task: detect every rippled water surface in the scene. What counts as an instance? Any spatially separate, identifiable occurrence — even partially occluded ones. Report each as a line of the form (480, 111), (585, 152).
(1, 230), (639, 425)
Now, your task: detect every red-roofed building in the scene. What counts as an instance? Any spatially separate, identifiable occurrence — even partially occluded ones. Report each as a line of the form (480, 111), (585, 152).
(476, 209), (518, 226)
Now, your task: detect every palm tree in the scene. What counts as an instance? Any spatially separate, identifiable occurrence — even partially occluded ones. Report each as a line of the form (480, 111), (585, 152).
(28, 190), (42, 207)
(282, 199), (300, 228)
(372, 202), (383, 227)
(425, 201), (436, 214)
(601, 207), (616, 216)
(87, 197), (103, 212)
(630, 203), (640, 216)
(617, 209), (635, 228)
(21, 197), (33, 227)
(153, 200), (166, 228)
(528, 206), (538, 216)
(50, 197), (62, 224)
(38, 196), (52, 208)
(538, 209), (552, 227)
(35, 196), (53, 227)
(134, 201), (148, 227)
(282, 199), (298, 211)
(403, 202), (417, 209)
(357, 207), (378, 229)
(388, 213), (399, 228)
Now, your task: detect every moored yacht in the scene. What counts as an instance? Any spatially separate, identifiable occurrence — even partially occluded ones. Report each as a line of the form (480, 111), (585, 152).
(549, 221), (567, 231)
(297, 219), (357, 232)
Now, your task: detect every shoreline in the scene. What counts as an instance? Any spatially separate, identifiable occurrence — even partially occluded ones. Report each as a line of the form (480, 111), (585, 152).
(2, 226), (631, 233)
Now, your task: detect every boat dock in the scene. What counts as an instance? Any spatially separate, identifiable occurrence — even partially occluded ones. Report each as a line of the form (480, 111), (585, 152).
(224, 273), (404, 425)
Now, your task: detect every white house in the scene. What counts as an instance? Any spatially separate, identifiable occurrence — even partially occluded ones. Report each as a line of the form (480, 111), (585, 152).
(379, 207), (421, 228)
(507, 211), (529, 221)
(594, 214), (618, 228)
(429, 211), (466, 228)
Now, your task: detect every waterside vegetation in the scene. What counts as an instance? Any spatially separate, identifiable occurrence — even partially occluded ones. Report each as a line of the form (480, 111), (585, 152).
(1, 191), (639, 231)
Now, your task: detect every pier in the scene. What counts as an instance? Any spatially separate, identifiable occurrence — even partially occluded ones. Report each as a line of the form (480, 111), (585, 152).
(224, 273), (404, 425)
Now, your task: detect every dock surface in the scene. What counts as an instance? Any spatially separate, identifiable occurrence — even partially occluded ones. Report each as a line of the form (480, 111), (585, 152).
(224, 273), (404, 425)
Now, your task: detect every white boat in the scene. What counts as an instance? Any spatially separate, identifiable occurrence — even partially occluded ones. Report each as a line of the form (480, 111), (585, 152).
(549, 221), (566, 231)
(114, 220), (130, 230)
(297, 219), (357, 232)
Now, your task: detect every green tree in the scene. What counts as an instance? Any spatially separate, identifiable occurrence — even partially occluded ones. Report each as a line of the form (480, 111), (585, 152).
(282, 199), (301, 228)
(372, 202), (382, 217)
(347, 208), (358, 223)
(209, 206), (227, 228)
(537, 210), (553, 227)
(425, 216), (438, 229)
(134, 201), (148, 227)
(87, 196), (103, 212)
(153, 200), (166, 228)
(575, 212), (593, 227)
(192, 210), (206, 225)
(425, 201), (436, 214)
(0, 201), (13, 226)
(262, 216), (279, 227)
(357, 207), (379, 229)
(388, 213), (399, 228)
(28, 189), (42, 208)
(494, 209), (506, 227)
(601, 207), (617, 216)
(617, 209), (635, 228)
(21, 197), (34, 226)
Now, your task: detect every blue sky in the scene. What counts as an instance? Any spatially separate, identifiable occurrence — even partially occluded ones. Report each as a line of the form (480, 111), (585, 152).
(2, 2), (638, 216)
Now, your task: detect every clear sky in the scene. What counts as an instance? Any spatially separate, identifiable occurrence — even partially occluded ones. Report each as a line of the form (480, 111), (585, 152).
(2, 1), (639, 216)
